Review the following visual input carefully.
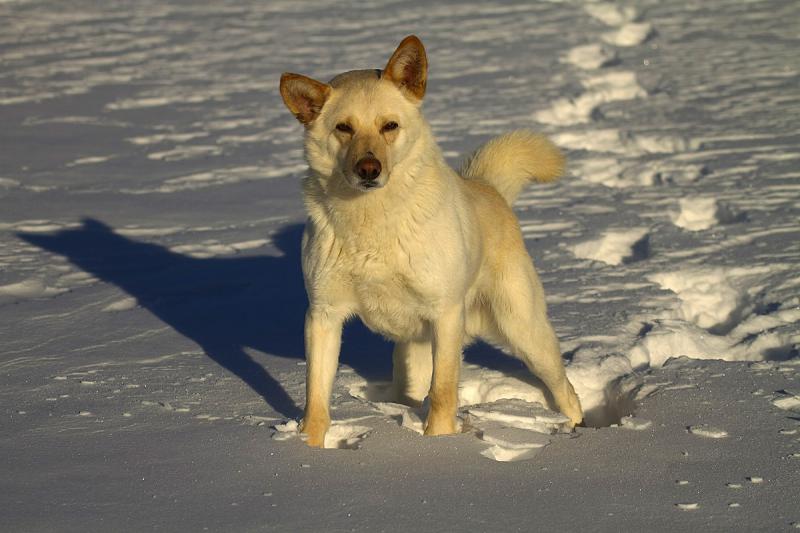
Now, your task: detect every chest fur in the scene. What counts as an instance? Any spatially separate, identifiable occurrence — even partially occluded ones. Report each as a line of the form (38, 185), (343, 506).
(345, 239), (440, 338)
(303, 178), (471, 339)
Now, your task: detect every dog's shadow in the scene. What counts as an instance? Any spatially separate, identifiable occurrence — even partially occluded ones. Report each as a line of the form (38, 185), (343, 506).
(20, 218), (541, 422)
(19, 218), (396, 420)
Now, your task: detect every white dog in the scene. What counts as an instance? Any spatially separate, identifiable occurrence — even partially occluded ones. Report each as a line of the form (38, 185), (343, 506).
(280, 35), (583, 447)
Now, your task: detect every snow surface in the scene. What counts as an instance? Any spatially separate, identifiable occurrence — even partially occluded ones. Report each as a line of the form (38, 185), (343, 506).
(1, 0), (799, 531)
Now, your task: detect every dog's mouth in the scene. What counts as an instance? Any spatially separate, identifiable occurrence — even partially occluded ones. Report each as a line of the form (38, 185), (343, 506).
(346, 175), (386, 192)
(357, 179), (384, 190)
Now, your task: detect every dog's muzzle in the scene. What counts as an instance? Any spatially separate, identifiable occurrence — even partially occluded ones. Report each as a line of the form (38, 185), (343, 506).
(354, 154), (383, 188)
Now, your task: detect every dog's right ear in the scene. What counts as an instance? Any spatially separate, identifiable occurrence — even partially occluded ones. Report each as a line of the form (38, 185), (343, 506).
(280, 73), (331, 126)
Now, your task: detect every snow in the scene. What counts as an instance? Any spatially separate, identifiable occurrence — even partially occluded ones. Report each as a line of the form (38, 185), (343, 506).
(562, 44), (618, 70)
(551, 128), (697, 155)
(0, 278), (67, 300)
(534, 71), (646, 125)
(571, 227), (650, 265)
(102, 296), (138, 313)
(687, 424), (729, 439)
(772, 391), (800, 412)
(584, 3), (638, 25)
(1, 0), (799, 531)
(602, 22), (655, 47)
(670, 196), (742, 231)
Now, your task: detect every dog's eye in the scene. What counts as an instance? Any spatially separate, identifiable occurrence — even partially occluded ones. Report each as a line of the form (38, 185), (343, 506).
(335, 123), (354, 134)
(381, 121), (399, 133)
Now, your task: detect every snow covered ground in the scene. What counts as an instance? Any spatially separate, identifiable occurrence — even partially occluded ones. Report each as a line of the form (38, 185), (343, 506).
(1, 0), (799, 530)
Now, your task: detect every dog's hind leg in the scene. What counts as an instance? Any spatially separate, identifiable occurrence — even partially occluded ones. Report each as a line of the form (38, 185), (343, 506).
(488, 262), (584, 427)
(392, 337), (433, 407)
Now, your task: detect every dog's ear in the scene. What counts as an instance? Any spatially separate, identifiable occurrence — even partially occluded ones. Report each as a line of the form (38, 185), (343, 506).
(280, 73), (331, 126)
(383, 35), (427, 101)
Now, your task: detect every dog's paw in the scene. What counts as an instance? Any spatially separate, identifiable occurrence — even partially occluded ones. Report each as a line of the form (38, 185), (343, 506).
(299, 416), (329, 448)
(558, 383), (585, 429)
(423, 413), (457, 436)
(303, 432), (326, 448)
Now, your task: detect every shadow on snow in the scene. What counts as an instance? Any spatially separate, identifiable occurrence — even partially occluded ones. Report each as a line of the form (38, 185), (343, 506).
(19, 218), (562, 421)
(19, 218), (394, 420)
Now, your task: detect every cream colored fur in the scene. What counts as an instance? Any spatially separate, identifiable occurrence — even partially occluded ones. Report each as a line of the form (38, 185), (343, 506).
(280, 36), (583, 448)
(461, 129), (565, 206)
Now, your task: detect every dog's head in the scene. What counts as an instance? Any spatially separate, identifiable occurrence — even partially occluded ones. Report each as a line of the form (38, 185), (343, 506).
(280, 36), (428, 192)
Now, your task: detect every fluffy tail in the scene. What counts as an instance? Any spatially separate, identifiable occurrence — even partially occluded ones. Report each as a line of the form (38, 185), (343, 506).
(460, 130), (565, 206)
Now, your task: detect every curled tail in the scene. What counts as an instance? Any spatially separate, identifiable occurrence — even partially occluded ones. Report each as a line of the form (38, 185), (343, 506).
(460, 130), (565, 206)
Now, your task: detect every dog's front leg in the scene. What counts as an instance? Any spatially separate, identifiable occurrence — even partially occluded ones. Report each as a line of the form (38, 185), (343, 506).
(301, 308), (343, 448)
(424, 305), (464, 436)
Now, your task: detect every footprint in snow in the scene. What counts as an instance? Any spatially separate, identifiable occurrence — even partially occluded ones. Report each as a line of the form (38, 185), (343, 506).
(271, 419), (372, 450)
(772, 390), (800, 412)
(618, 415), (652, 430)
(675, 502), (699, 511)
(687, 424), (728, 438)
(571, 227), (650, 265)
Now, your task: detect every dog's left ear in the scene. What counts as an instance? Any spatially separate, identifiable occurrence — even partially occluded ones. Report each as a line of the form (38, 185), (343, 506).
(383, 35), (427, 101)
(280, 73), (331, 126)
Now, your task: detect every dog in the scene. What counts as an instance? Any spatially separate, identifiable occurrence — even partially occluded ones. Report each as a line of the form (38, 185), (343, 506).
(279, 35), (583, 447)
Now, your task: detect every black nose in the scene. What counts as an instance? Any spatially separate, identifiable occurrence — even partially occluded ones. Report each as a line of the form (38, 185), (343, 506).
(354, 156), (382, 181)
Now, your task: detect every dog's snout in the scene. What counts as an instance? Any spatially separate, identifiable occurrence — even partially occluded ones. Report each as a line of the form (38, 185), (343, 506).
(354, 156), (382, 181)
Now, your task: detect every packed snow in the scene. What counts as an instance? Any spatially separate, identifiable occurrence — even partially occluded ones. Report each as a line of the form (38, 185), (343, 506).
(1, 0), (798, 531)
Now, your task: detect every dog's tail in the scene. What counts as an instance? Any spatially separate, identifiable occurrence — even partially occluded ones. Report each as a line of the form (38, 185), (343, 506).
(460, 130), (565, 206)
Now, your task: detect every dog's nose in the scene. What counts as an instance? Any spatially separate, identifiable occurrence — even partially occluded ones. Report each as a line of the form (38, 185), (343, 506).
(354, 156), (382, 181)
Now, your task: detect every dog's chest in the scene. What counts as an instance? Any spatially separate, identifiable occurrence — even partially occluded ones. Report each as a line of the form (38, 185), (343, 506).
(346, 243), (438, 338)
(305, 197), (463, 339)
